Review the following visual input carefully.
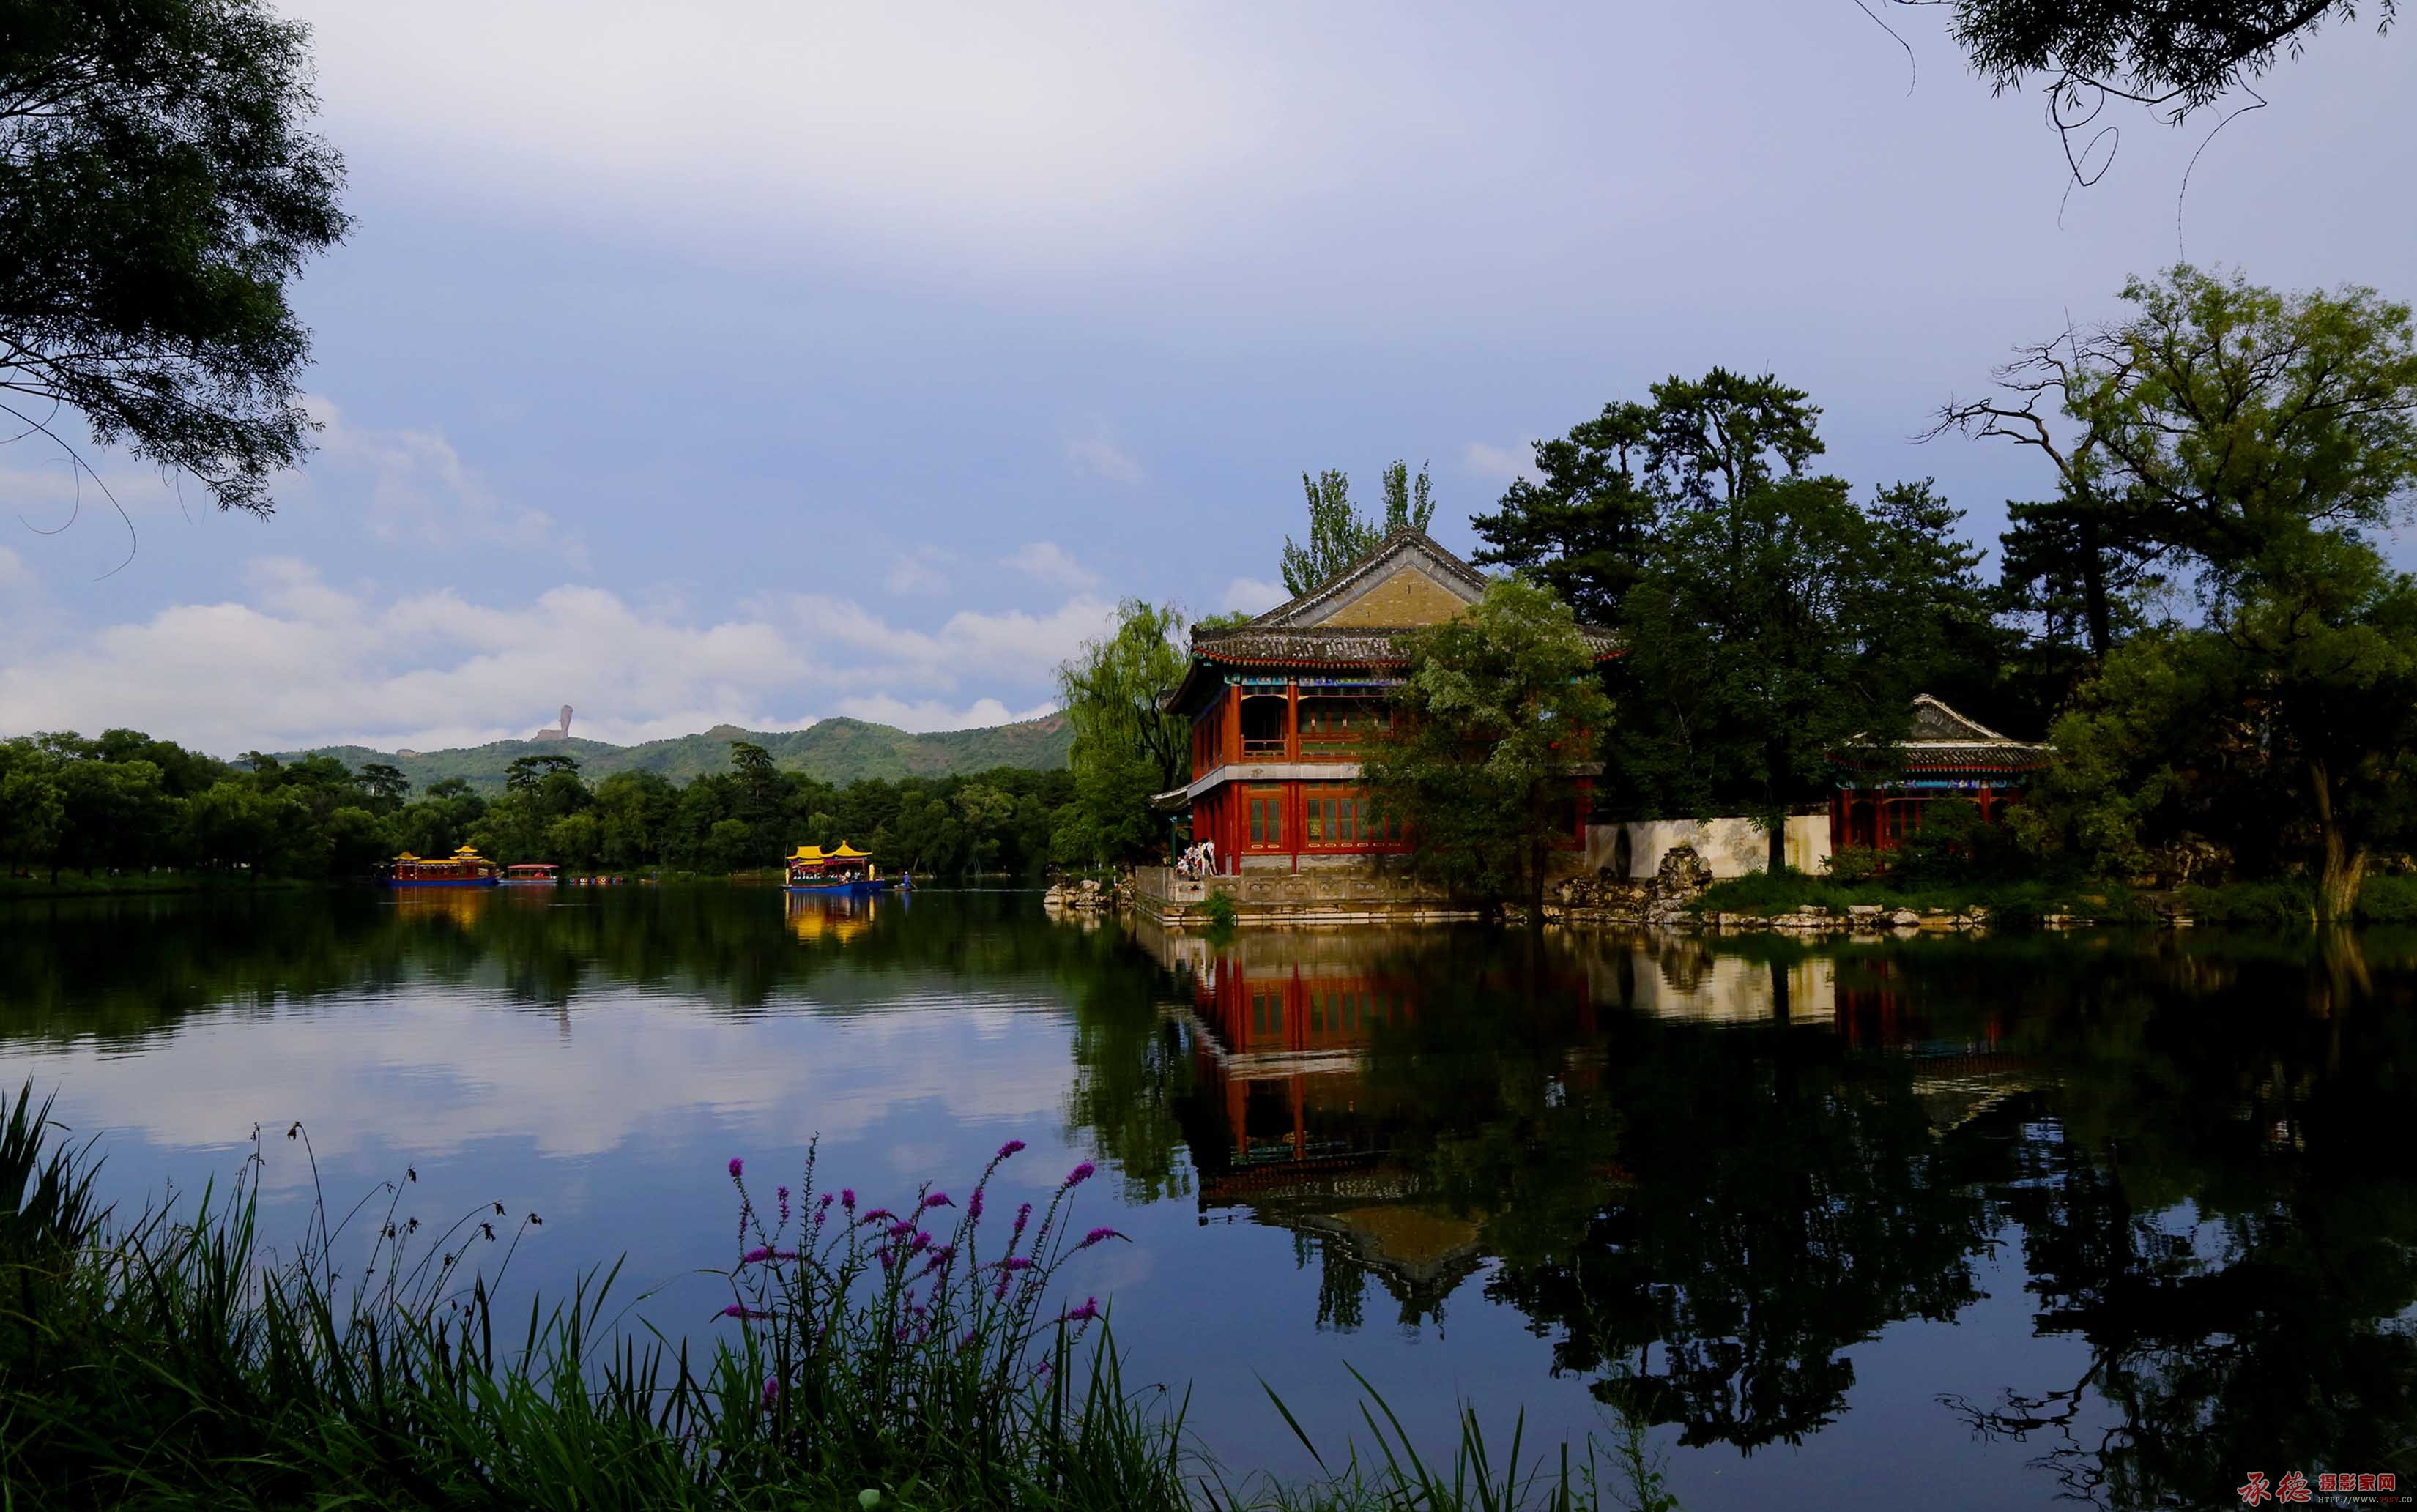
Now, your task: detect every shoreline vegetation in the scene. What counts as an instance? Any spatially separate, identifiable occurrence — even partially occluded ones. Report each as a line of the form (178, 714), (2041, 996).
(0, 1087), (1677, 1512)
(1686, 868), (2417, 928)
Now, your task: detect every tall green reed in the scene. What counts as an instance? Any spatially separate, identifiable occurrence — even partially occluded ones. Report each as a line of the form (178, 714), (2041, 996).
(0, 1098), (1674, 1510)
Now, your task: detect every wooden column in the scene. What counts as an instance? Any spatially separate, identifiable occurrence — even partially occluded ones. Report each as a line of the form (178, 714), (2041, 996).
(1286, 679), (1300, 760)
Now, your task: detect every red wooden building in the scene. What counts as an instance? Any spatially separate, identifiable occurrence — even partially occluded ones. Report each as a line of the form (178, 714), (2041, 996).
(1827, 695), (2052, 854)
(1159, 530), (1618, 874)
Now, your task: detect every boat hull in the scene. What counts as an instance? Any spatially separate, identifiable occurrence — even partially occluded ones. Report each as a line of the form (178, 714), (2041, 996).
(785, 879), (877, 895)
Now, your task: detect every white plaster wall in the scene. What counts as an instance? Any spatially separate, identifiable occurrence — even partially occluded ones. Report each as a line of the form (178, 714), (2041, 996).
(1584, 815), (1833, 879)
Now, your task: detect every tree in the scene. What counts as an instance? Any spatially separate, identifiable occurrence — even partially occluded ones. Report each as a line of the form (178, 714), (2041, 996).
(0, 748), (64, 877)
(358, 762), (409, 810)
(1470, 402), (1657, 623)
(505, 753), (580, 794)
(1055, 599), (1191, 863)
(2, 0), (349, 518)
(2016, 532), (2417, 919)
(1901, 0), (2398, 127)
(1361, 577), (1612, 923)
(1936, 266), (2417, 625)
(1279, 460), (1437, 595)
(546, 812), (601, 874)
(1611, 476), (1992, 868)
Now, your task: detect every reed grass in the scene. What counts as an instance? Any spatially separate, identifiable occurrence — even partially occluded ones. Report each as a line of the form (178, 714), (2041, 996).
(0, 1084), (1677, 1511)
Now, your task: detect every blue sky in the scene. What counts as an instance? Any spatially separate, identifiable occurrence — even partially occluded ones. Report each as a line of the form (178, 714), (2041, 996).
(4, 1), (2413, 753)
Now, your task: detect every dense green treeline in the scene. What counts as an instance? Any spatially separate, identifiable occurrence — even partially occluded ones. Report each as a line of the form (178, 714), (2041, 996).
(0, 731), (1087, 887)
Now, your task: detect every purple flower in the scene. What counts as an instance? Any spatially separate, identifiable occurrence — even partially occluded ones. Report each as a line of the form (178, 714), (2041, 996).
(1076, 1226), (1126, 1249)
(740, 1246), (771, 1265)
(728, 1158), (744, 1179)
(761, 1375), (781, 1408)
(968, 1188), (986, 1222)
(959, 1329), (979, 1349)
(1062, 1161), (1096, 1190)
(719, 1303), (771, 1320)
(842, 1188), (855, 1211)
(777, 1185), (790, 1224)
(1011, 1202), (1032, 1242)
(991, 1256), (1034, 1273)
(817, 1193), (835, 1212)
(996, 1139), (1026, 1160)
(921, 1192), (953, 1210)
(1061, 1296), (1102, 1324)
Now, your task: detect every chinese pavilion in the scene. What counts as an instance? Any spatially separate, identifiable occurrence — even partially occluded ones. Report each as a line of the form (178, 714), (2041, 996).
(1159, 529), (1618, 874)
(1827, 695), (2053, 853)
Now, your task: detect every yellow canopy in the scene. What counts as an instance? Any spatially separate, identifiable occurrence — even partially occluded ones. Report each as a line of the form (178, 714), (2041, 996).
(789, 845), (826, 862)
(394, 852), (420, 861)
(827, 841), (869, 859)
(453, 846), (486, 857)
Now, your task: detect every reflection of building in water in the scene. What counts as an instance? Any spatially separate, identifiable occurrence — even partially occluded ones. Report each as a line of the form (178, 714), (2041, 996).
(785, 890), (880, 945)
(1143, 924), (1498, 1327)
(1565, 936), (1840, 1025)
(389, 887), (495, 928)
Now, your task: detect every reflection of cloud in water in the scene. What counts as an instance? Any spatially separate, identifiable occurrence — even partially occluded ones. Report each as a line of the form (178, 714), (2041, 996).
(12, 984), (1074, 1183)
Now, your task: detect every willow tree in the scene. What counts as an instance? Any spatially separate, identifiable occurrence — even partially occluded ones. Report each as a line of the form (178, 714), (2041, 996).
(1362, 577), (1611, 923)
(1054, 600), (1191, 862)
(3, 0), (349, 518)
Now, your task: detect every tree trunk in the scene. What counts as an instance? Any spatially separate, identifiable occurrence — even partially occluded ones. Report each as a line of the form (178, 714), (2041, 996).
(2310, 759), (2366, 924)
(2079, 512), (2113, 660)
(1767, 816), (1786, 875)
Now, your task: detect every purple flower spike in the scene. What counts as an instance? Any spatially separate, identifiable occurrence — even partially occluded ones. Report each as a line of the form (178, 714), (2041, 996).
(728, 1158), (744, 1179)
(841, 1188), (856, 1211)
(1063, 1161), (1096, 1189)
(921, 1192), (953, 1210)
(968, 1188), (985, 1222)
(1077, 1226), (1126, 1249)
(996, 1139), (1026, 1160)
(777, 1185), (790, 1223)
(761, 1375), (781, 1408)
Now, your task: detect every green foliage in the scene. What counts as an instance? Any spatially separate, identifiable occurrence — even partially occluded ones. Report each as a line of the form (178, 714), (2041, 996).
(0, 1109), (1658, 1512)
(1692, 868), (2144, 923)
(2016, 533), (2417, 918)
(0, 0), (349, 517)
(1362, 578), (1611, 918)
(1197, 891), (1238, 931)
(1921, 0), (2396, 122)
(1055, 600), (1190, 865)
(1279, 461), (1437, 595)
(283, 715), (1074, 796)
(1820, 846), (1882, 884)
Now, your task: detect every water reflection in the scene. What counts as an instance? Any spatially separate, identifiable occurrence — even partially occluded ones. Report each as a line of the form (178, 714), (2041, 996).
(4, 892), (2414, 1505)
(1115, 923), (2417, 1491)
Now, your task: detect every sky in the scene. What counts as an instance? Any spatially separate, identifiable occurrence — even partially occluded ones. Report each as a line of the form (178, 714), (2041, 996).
(4, 1), (2414, 756)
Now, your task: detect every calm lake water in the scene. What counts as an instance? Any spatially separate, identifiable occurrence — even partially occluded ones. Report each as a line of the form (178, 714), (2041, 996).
(4, 886), (2410, 1508)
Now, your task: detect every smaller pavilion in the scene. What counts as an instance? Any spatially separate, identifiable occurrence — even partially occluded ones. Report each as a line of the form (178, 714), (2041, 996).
(1828, 695), (2052, 854)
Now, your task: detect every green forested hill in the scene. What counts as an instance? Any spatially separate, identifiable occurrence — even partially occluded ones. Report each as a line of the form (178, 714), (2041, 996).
(286, 715), (1072, 794)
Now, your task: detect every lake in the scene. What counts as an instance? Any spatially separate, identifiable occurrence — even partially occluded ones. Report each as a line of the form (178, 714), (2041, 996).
(2, 885), (2409, 1508)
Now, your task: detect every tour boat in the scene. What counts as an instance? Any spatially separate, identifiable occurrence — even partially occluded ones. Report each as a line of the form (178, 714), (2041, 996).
(502, 863), (560, 885)
(785, 842), (883, 895)
(388, 846), (500, 888)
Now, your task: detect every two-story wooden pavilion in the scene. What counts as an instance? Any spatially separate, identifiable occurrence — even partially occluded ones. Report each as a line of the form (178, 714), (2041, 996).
(1159, 529), (1618, 874)
(1827, 695), (2053, 854)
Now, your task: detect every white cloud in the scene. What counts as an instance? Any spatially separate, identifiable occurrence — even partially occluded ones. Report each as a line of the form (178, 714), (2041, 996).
(1219, 577), (1288, 615)
(1066, 431), (1145, 485)
(1003, 541), (1100, 593)
(0, 559), (1104, 753)
(304, 397), (586, 568)
(884, 549), (951, 597)
(1461, 440), (1537, 485)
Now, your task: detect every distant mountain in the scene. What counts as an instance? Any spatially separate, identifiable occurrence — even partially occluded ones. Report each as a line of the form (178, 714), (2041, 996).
(284, 715), (1072, 794)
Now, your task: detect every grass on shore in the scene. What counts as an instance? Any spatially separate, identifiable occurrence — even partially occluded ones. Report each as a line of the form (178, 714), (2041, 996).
(1689, 868), (2150, 924)
(0, 1083), (1676, 1512)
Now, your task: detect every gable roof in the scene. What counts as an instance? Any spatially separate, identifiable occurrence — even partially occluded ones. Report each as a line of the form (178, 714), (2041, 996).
(1165, 529), (1615, 712)
(1835, 694), (2052, 774)
(1246, 528), (1490, 630)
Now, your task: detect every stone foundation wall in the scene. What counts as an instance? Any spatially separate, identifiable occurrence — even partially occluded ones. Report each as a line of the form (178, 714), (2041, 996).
(1129, 863), (1482, 928)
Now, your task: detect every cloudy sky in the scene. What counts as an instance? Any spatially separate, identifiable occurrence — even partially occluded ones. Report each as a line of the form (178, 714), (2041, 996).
(4, 1), (2413, 754)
